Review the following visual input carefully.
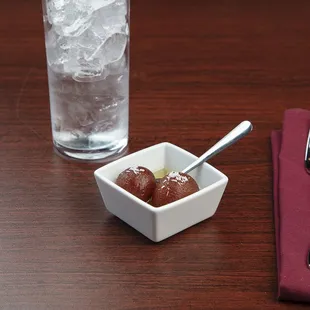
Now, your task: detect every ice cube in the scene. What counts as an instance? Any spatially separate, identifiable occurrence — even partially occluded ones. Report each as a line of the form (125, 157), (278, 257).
(98, 32), (127, 65)
(95, 97), (128, 129)
(107, 73), (129, 98)
(45, 27), (58, 50)
(46, 30), (80, 73)
(91, 20), (109, 41)
(93, 119), (115, 133)
(45, 29), (67, 72)
(93, 0), (127, 19)
(48, 0), (94, 37)
(106, 52), (127, 75)
(92, 9), (127, 38)
(91, 0), (127, 37)
(46, 0), (128, 77)
(47, 0), (70, 25)
(90, 0), (116, 11)
(109, 0), (127, 17)
(75, 29), (102, 60)
(71, 58), (107, 82)
(92, 101), (119, 133)
(68, 99), (94, 127)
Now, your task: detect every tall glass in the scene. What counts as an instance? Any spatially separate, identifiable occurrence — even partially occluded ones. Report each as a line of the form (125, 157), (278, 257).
(41, 0), (129, 161)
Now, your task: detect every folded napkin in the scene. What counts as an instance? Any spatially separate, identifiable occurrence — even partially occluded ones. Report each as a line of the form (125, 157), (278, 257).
(271, 108), (310, 303)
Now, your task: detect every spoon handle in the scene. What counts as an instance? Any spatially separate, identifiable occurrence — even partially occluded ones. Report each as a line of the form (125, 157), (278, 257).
(182, 120), (253, 174)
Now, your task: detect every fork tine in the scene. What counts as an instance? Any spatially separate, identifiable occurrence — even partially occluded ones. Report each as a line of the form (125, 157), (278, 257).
(304, 129), (310, 173)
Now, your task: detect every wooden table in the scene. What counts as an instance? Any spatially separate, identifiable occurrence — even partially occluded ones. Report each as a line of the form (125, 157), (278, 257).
(1, 0), (310, 309)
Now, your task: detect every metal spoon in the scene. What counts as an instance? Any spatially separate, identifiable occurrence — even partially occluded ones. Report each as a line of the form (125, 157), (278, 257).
(181, 120), (253, 174)
(155, 121), (253, 182)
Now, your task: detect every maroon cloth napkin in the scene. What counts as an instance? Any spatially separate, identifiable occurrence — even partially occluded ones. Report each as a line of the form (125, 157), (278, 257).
(271, 108), (310, 303)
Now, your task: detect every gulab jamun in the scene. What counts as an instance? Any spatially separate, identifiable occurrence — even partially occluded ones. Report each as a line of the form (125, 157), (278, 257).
(115, 166), (156, 202)
(152, 171), (199, 207)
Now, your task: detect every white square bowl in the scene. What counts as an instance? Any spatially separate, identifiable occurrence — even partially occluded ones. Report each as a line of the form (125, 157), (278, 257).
(94, 142), (228, 242)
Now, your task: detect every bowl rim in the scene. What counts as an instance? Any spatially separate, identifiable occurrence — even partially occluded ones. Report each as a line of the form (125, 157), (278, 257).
(94, 142), (229, 213)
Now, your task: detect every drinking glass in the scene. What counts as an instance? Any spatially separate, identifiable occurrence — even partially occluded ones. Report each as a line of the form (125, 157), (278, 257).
(41, 0), (130, 161)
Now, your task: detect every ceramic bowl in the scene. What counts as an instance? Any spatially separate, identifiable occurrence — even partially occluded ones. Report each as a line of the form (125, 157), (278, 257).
(94, 142), (228, 242)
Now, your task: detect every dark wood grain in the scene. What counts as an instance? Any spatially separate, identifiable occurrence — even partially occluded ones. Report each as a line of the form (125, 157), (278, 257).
(1, 0), (310, 309)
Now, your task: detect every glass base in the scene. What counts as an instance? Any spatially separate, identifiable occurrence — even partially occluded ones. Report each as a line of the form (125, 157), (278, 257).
(53, 138), (128, 162)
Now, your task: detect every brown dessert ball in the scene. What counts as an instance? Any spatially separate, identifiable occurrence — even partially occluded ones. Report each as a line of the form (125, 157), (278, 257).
(152, 171), (199, 207)
(116, 166), (156, 202)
